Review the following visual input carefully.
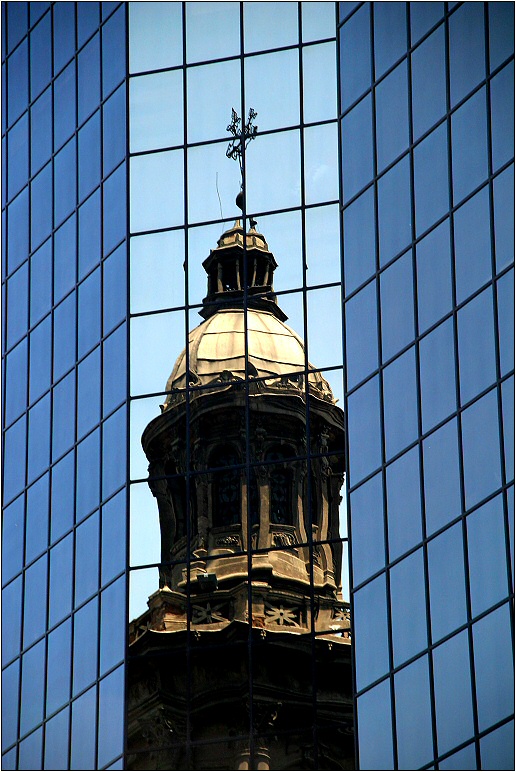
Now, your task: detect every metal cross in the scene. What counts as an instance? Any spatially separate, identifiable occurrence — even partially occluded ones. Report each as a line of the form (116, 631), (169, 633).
(226, 107), (258, 185)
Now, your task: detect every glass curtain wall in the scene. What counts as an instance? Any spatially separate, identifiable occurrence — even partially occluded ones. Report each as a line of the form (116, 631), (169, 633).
(2, 3), (128, 770)
(338, 3), (514, 769)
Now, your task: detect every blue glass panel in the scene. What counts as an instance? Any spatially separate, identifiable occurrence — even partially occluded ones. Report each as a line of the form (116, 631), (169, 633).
(428, 523), (467, 642)
(2, 577), (22, 663)
(7, 40), (28, 126)
(433, 630), (474, 755)
(416, 220), (452, 333)
(390, 547), (428, 667)
(6, 263), (28, 351)
(350, 473), (384, 586)
(454, 185), (492, 304)
(423, 419), (461, 534)
(102, 6), (126, 98)
(77, 1), (99, 47)
(480, 720), (515, 771)
(357, 679), (394, 770)
(3, 415), (27, 504)
(76, 429), (101, 523)
(53, 293), (76, 380)
(2, 495), (24, 585)
(19, 729), (43, 769)
(8, 112), (28, 201)
(452, 89), (489, 205)
(468, 495), (509, 618)
(306, 122), (338, 203)
(77, 347), (101, 439)
(376, 62), (409, 173)
(414, 122), (449, 236)
(46, 620), (72, 717)
(103, 243), (127, 335)
(2, 749), (16, 770)
(493, 164), (514, 273)
(378, 156), (412, 266)
(383, 348), (418, 461)
(102, 407), (126, 499)
(128, 1), (182, 73)
(394, 655), (434, 769)
(78, 111), (101, 202)
(458, 289), (497, 405)
(491, 62), (514, 174)
(502, 377), (514, 483)
(380, 251), (414, 362)
(449, 3), (486, 106)
(131, 65), (184, 145)
(189, 1), (240, 60)
(71, 686), (97, 770)
(73, 599), (98, 694)
(52, 370), (76, 461)
(20, 639), (45, 736)
(339, 2), (359, 23)
(103, 83), (126, 177)
(497, 270), (514, 377)
(27, 393), (50, 483)
(78, 189), (101, 281)
(7, 2), (28, 52)
(53, 2), (75, 75)
(54, 137), (77, 228)
(50, 451), (75, 543)
(102, 2), (120, 20)
(30, 87), (52, 175)
(75, 512), (100, 607)
(44, 708), (70, 770)
(341, 95), (373, 203)
(100, 577), (125, 673)
(386, 447), (422, 560)
(5, 338), (27, 424)
(78, 268), (101, 358)
(103, 324), (127, 416)
(78, 34), (100, 124)
(54, 214), (76, 303)
(48, 534), (73, 628)
(30, 12), (51, 100)
(440, 743), (476, 770)
(53, 61), (76, 152)
(23, 555), (47, 647)
(31, 162), (53, 250)
(103, 163), (126, 256)
(30, 3), (49, 26)
(25, 473), (49, 564)
(373, 2), (406, 77)
(474, 603), (514, 731)
(419, 318), (456, 434)
(302, 42), (337, 123)
(343, 187), (376, 293)
(30, 238), (52, 325)
(2, 660), (20, 751)
(348, 376), (382, 486)
(101, 489), (126, 584)
(489, 2), (515, 71)
(98, 666), (124, 769)
(303, 1), (335, 40)
(354, 574), (389, 690)
(7, 187), (29, 274)
(339, 4), (371, 111)
(345, 280), (378, 389)
(411, 3), (444, 44)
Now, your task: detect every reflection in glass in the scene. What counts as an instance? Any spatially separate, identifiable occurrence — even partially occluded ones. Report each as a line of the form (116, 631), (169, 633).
(187, 141), (240, 225)
(348, 375), (382, 486)
(247, 130), (301, 215)
(44, 708), (70, 770)
(129, 484), (161, 570)
(303, 43), (337, 123)
(462, 389), (502, 509)
(449, 2), (485, 107)
(350, 473), (384, 586)
(49, 534), (73, 628)
(480, 720), (515, 771)
(305, 205), (340, 287)
(375, 61), (409, 172)
(394, 655), (434, 770)
(46, 620), (72, 717)
(419, 318), (456, 434)
(411, 25), (446, 140)
(383, 348), (418, 461)
(345, 279), (378, 390)
(342, 95), (373, 203)
(339, 4), (371, 111)
(473, 603), (514, 732)
(386, 447), (422, 561)
(390, 549), (427, 666)
(356, 679), (393, 770)
(458, 288), (496, 405)
(489, 2), (515, 71)
(343, 186), (376, 293)
(378, 156), (411, 266)
(244, 1), (297, 53)
(129, 2), (182, 73)
(433, 630), (474, 756)
(130, 70), (183, 153)
(493, 164), (514, 273)
(130, 230), (186, 314)
(131, 151), (184, 233)
(303, 2), (335, 42)
(70, 685), (97, 770)
(497, 270), (515, 377)
(23, 555), (48, 648)
(380, 250), (414, 363)
(451, 89), (488, 205)
(130, 310), (185, 397)
(98, 666), (125, 769)
(490, 63), (514, 173)
(454, 185), (492, 304)
(428, 523), (467, 642)
(353, 574), (389, 690)
(467, 495), (509, 618)
(307, 286), (342, 369)
(100, 578), (125, 674)
(73, 599), (98, 696)
(187, 2), (240, 62)
(245, 50), (299, 133)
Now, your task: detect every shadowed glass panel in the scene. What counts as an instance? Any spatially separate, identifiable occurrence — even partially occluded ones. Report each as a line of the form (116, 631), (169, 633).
(102, 407), (127, 499)
(411, 25), (446, 140)
(380, 250), (414, 363)
(378, 156), (411, 266)
(100, 577), (125, 674)
(374, 2), (406, 77)
(433, 630), (474, 756)
(497, 270), (515, 378)
(44, 708), (70, 770)
(449, 2), (485, 107)
(467, 495), (509, 618)
(31, 162), (53, 251)
(375, 61), (409, 172)
(345, 279), (378, 389)
(7, 2), (28, 53)
(489, 2), (515, 71)
(101, 490), (126, 585)
(53, 2), (75, 75)
(386, 447), (422, 561)
(78, 33), (100, 125)
(27, 393), (50, 484)
(48, 534), (73, 628)
(7, 40), (28, 126)
(491, 62), (514, 174)
(493, 164), (514, 273)
(390, 549), (427, 666)
(52, 370), (75, 462)
(5, 339), (27, 425)
(76, 429), (101, 524)
(25, 474), (49, 565)
(394, 655), (434, 770)
(50, 451), (75, 543)
(502, 377), (514, 483)
(343, 186), (376, 293)
(73, 599), (98, 695)
(54, 214), (76, 303)
(383, 348), (418, 461)
(2, 495), (24, 585)
(414, 122), (448, 236)
(419, 318), (456, 434)
(339, 4), (371, 111)
(462, 389), (502, 509)
(46, 619), (72, 717)
(354, 574), (389, 690)
(356, 679), (394, 770)
(454, 185), (492, 304)
(18, 729), (42, 771)
(30, 239), (52, 326)
(77, 347), (101, 440)
(102, 6), (126, 98)
(53, 293), (76, 381)
(103, 83), (126, 177)
(428, 523), (467, 642)
(75, 512), (100, 607)
(347, 375), (382, 487)
(342, 95), (373, 203)
(457, 288), (497, 405)
(3, 415), (27, 505)
(103, 163), (126, 257)
(70, 686), (97, 770)
(104, 240), (128, 336)
(452, 88), (488, 205)
(480, 720), (515, 771)
(78, 112), (101, 203)
(7, 112), (28, 202)
(23, 555), (47, 647)
(98, 666), (125, 769)
(2, 660), (20, 751)
(53, 61), (76, 153)
(7, 188), (29, 275)
(2, 577), (22, 664)
(30, 87), (52, 176)
(440, 743), (476, 770)
(473, 603), (514, 732)
(103, 324), (127, 417)
(78, 268), (101, 359)
(350, 472), (384, 586)
(7, 263), (29, 351)
(30, 13), (51, 101)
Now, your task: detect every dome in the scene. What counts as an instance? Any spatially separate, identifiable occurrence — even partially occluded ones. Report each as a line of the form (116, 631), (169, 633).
(163, 307), (335, 409)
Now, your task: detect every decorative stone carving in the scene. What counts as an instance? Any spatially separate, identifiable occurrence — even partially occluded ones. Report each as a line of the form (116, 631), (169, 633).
(272, 531), (296, 548)
(191, 601), (227, 624)
(215, 534), (240, 547)
(264, 602), (298, 627)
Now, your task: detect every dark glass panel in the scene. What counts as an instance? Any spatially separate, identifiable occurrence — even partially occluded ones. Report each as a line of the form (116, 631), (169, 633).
(8, 112), (29, 201)
(489, 2), (515, 71)
(3, 415), (27, 505)
(356, 679), (394, 770)
(497, 270), (514, 377)
(2, 577), (22, 663)
(423, 419), (461, 534)
(77, 346), (101, 439)
(54, 214), (76, 303)
(75, 512), (100, 607)
(354, 574), (389, 690)
(416, 219), (452, 333)
(493, 164), (514, 273)
(480, 720), (515, 771)
(339, 2), (359, 23)
(7, 40), (28, 126)
(2, 660), (20, 751)
(44, 708), (70, 770)
(386, 447), (422, 560)
(30, 86), (52, 175)
(411, 26), (446, 139)
(50, 451), (75, 543)
(449, 2), (486, 106)
(103, 163), (126, 257)
(76, 429), (101, 523)
(7, 1), (28, 52)
(383, 347), (418, 461)
(103, 324), (127, 416)
(7, 262), (28, 349)
(502, 377), (514, 483)
(462, 388), (502, 506)
(380, 250), (414, 362)
(473, 603), (513, 731)
(376, 62), (409, 172)
(189, 1), (240, 60)
(433, 630), (474, 755)
(30, 3), (50, 26)
(419, 318), (456, 434)
(23, 554), (47, 647)
(454, 185), (492, 304)
(53, 293), (76, 382)
(350, 472), (384, 586)
(102, 6), (126, 98)
(52, 366), (76, 458)
(467, 495), (509, 618)
(97, 666), (124, 769)
(54, 137), (77, 228)
(373, 2), (406, 77)
(458, 288), (497, 405)
(18, 728), (42, 770)
(347, 375), (382, 487)
(101, 489), (126, 585)
(341, 94), (373, 203)
(343, 186), (376, 293)
(73, 599), (98, 695)
(30, 12), (51, 101)
(102, 407), (126, 499)
(103, 243), (127, 335)
(452, 88), (489, 205)
(25, 473), (49, 564)
(103, 83), (126, 177)
(53, 2), (75, 75)
(53, 61), (76, 152)
(30, 238), (52, 325)
(78, 268), (101, 358)
(128, 1), (182, 73)
(491, 62), (514, 173)
(345, 279), (378, 389)
(428, 523), (467, 642)
(100, 577), (125, 674)
(20, 639), (45, 736)
(339, 4), (371, 111)
(48, 534), (73, 628)
(394, 655), (434, 769)
(27, 393), (51, 483)
(2, 495), (24, 585)
(78, 33), (101, 125)
(78, 189), (101, 281)
(410, 3), (444, 44)
(7, 187), (29, 275)
(378, 156), (412, 266)
(46, 619), (72, 716)
(77, 1), (99, 47)
(414, 122), (449, 236)
(70, 685), (97, 770)
(390, 549), (427, 666)
(78, 111), (101, 202)
(30, 162), (53, 251)
(5, 338), (27, 424)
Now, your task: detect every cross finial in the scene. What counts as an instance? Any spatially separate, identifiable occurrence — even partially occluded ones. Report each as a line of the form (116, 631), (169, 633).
(226, 108), (258, 210)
